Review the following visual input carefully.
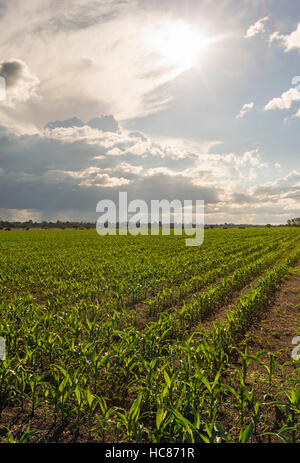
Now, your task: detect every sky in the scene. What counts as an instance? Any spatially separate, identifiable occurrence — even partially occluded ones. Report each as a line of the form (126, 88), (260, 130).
(0, 0), (299, 224)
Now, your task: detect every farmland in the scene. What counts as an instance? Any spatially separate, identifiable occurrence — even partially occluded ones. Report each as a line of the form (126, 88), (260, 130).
(0, 227), (299, 443)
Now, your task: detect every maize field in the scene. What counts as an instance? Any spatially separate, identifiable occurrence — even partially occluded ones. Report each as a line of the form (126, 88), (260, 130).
(0, 228), (299, 443)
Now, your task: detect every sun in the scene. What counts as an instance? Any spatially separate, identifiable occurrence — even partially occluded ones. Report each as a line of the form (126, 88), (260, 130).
(151, 22), (210, 73)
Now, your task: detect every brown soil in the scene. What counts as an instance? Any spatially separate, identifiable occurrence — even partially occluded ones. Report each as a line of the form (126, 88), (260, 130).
(223, 265), (300, 443)
(243, 265), (300, 362)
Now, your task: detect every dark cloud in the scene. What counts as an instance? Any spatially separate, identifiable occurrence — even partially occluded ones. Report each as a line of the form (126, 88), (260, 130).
(127, 173), (220, 204)
(0, 59), (39, 104)
(231, 192), (256, 204)
(0, 128), (221, 215)
(87, 116), (119, 132)
(45, 117), (84, 130)
(0, 60), (24, 88)
(45, 115), (119, 132)
(0, 132), (106, 174)
(0, 120), (298, 222)
(0, 171), (220, 213)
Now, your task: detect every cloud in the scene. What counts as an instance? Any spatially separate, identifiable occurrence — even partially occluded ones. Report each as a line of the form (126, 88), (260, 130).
(0, 59), (39, 106)
(117, 162), (143, 175)
(54, 167), (132, 188)
(87, 116), (119, 132)
(44, 0), (130, 32)
(0, 110), (295, 224)
(236, 102), (254, 118)
(206, 170), (300, 223)
(264, 88), (300, 110)
(252, 171), (300, 197)
(244, 16), (268, 39)
(269, 22), (300, 51)
(292, 107), (300, 118)
(45, 117), (84, 130)
(44, 124), (220, 161)
(0, 0), (214, 127)
(0, 118), (274, 221)
(237, 150), (268, 168)
(45, 115), (119, 132)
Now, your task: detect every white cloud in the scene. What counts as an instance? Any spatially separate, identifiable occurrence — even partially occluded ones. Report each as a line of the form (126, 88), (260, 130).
(44, 125), (122, 146)
(45, 124), (221, 161)
(144, 167), (178, 177)
(117, 162), (143, 175)
(45, 167), (131, 188)
(238, 150), (268, 168)
(245, 16), (268, 38)
(292, 107), (300, 118)
(269, 22), (300, 51)
(252, 171), (300, 196)
(0, 0), (213, 125)
(236, 102), (254, 118)
(264, 88), (300, 110)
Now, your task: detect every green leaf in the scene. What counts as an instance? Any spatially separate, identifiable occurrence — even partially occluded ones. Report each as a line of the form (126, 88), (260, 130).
(156, 407), (167, 430)
(239, 422), (254, 443)
(129, 393), (142, 424)
(163, 370), (171, 389)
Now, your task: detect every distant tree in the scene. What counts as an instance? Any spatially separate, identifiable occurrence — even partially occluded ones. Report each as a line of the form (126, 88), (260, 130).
(287, 218), (300, 227)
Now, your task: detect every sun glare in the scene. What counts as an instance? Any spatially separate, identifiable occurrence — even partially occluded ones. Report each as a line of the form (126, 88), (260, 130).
(152, 22), (210, 72)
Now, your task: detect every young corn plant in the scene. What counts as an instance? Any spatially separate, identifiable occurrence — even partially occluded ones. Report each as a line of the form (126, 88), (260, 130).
(92, 396), (115, 442)
(116, 393), (143, 442)
(48, 365), (74, 424)
(28, 371), (44, 416)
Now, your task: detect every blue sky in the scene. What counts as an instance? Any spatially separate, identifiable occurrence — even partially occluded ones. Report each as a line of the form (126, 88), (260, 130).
(0, 0), (299, 223)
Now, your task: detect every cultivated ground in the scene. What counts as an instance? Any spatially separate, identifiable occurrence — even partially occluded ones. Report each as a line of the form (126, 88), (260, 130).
(0, 228), (299, 443)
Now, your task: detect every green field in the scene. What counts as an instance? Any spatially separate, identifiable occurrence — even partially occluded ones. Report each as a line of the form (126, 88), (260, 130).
(0, 228), (299, 442)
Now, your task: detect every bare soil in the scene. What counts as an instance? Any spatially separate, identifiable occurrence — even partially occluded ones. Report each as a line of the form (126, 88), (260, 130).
(244, 265), (300, 362)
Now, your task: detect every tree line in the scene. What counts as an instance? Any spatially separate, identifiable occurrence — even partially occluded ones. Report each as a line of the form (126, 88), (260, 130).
(287, 218), (300, 227)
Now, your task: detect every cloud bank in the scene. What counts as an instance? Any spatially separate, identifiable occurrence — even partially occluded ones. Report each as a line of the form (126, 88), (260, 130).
(0, 116), (298, 224)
